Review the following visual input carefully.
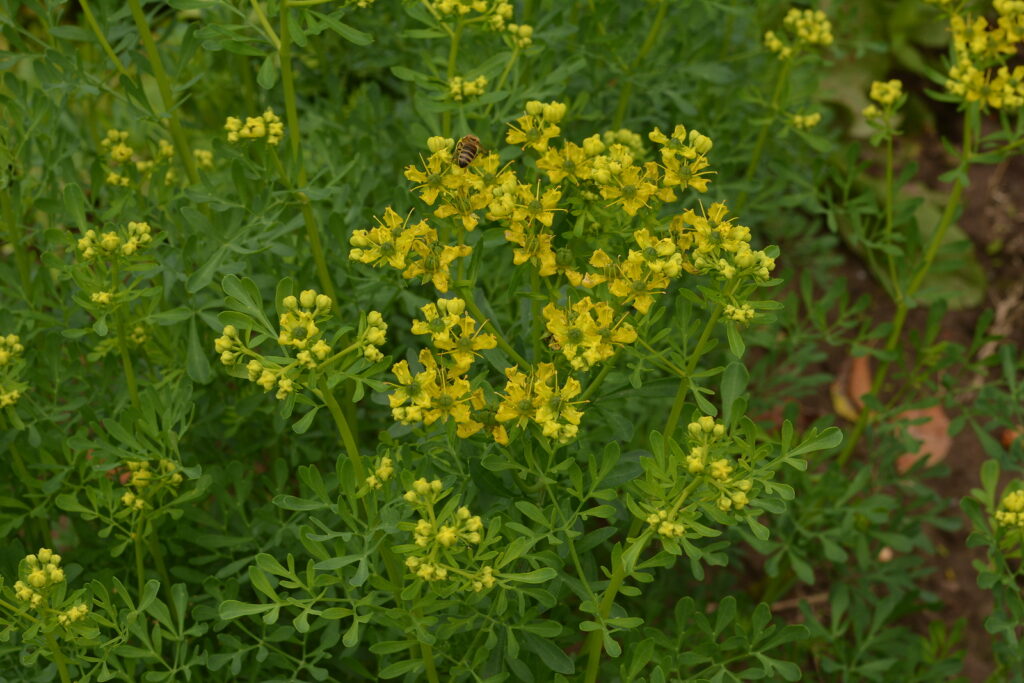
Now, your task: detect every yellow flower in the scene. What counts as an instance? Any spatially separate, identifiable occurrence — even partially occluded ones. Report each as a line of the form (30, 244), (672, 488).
(432, 314), (496, 373)
(536, 142), (592, 183)
(512, 184), (562, 227)
(404, 151), (452, 205)
(495, 366), (539, 428)
(598, 165), (659, 216)
(543, 298), (637, 370)
(506, 109), (560, 152)
(533, 363), (584, 443)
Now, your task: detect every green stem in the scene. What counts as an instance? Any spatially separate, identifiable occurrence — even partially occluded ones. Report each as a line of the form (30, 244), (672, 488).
(583, 520), (645, 683)
(612, 0), (669, 129)
(737, 59), (791, 212)
(278, 2), (337, 304)
(530, 267), (543, 361)
(837, 113), (971, 467)
(583, 295), (727, 680)
(442, 20), (464, 137)
(883, 137), (898, 294)
(44, 631), (72, 683)
(458, 288), (531, 368)
(134, 528), (147, 597)
(126, 0), (199, 185)
(248, 0), (281, 49)
(319, 378), (365, 481)
(147, 526), (177, 620)
(483, 45), (521, 118)
(2, 187), (31, 302)
(580, 358), (617, 402)
(420, 642), (441, 683)
(80, 0), (130, 76)
(115, 310), (142, 410)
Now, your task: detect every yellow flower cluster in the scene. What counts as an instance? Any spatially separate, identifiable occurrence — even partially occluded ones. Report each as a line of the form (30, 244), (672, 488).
(0, 333), (25, 408)
(120, 458), (183, 511)
(942, 2), (1024, 109)
(365, 455), (395, 490)
(224, 108), (284, 145)
(764, 7), (834, 59)
(58, 603), (90, 626)
(350, 205), (471, 292)
(791, 112), (822, 130)
(496, 363), (583, 443)
(77, 221), (154, 261)
(401, 478), (495, 591)
(672, 202), (775, 283)
(449, 75), (488, 101)
(361, 102), (772, 447)
(216, 290), (383, 400)
(543, 297), (637, 370)
(995, 489), (1024, 528)
(13, 548), (65, 609)
(390, 348), (489, 439)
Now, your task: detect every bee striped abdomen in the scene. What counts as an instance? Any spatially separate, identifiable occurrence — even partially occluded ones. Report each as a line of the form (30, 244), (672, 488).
(454, 135), (481, 168)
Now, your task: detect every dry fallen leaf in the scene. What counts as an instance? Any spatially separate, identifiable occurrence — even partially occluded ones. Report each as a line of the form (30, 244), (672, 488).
(896, 405), (952, 473)
(830, 355), (873, 422)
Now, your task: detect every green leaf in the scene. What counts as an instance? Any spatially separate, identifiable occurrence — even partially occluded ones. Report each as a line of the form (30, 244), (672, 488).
(219, 600), (273, 620)
(311, 11), (373, 45)
(726, 322), (745, 358)
(257, 54), (278, 89)
(186, 318), (213, 384)
(503, 568), (556, 584)
(521, 632), (574, 674)
(63, 183), (88, 231)
(515, 501), (550, 528)
(788, 427), (843, 458)
(292, 406), (320, 434)
(720, 362), (748, 426)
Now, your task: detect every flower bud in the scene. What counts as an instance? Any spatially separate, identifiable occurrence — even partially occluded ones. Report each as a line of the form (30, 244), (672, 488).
(299, 289), (317, 308)
(525, 100), (544, 116)
(542, 101), (566, 123)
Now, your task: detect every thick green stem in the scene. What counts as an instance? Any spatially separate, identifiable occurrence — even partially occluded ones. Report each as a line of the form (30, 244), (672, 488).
(44, 631), (72, 683)
(278, 1), (337, 303)
(530, 267), (543, 361)
(837, 114), (971, 466)
(612, 0), (669, 129)
(126, 0), (199, 185)
(319, 378), (365, 481)
(2, 188), (31, 302)
(737, 60), (791, 212)
(583, 520), (645, 683)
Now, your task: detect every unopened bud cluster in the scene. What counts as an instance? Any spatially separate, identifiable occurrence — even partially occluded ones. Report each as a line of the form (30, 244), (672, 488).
(13, 548), (66, 609)
(401, 478), (496, 591)
(120, 458), (183, 511)
(0, 333), (26, 408)
(216, 289), (388, 401)
(225, 108), (284, 145)
(764, 7), (834, 60)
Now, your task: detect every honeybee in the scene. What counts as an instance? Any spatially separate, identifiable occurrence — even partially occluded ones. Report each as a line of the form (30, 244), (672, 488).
(454, 134), (482, 168)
